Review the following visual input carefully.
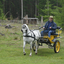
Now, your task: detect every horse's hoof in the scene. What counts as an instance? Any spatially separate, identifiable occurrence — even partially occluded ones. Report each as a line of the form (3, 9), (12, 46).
(24, 53), (26, 55)
(35, 53), (37, 55)
(29, 55), (32, 57)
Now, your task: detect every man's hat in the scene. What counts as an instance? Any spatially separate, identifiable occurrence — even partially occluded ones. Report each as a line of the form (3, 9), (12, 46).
(49, 16), (53, 19)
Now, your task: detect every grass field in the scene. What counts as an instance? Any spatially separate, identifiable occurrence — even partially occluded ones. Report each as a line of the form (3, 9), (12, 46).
(0, 23), (64, 64)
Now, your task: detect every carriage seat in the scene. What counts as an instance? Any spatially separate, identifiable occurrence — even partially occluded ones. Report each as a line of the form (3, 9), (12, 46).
(57, 26), (61, 29)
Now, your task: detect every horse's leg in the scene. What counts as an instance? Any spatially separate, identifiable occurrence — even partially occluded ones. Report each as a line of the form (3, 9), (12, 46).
(29, 42), (32, 56)
(35, 40), (38, 54)
(23, 41), (26, 55)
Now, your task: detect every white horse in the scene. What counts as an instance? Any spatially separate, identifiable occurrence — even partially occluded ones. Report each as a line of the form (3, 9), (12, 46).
(21, 24), (41, 56)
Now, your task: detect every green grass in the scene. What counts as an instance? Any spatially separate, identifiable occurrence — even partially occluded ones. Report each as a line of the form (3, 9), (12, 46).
(0, 23), (64, 64)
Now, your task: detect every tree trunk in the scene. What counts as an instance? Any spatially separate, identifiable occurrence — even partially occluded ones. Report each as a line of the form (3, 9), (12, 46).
(21, 0), (23, 23)
(35, 0), (37, 17)
(47, 0), (49, 16)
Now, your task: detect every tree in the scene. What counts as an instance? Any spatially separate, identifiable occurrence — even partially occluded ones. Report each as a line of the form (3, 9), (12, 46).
(0, 0), (6, 20)
(35, 0), (38, 17)
(39, 0), (53, 21)
(55, 0), (64, 29)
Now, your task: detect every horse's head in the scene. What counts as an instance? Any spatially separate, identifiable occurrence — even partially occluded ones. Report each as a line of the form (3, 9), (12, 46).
(21, 24), (29, 34)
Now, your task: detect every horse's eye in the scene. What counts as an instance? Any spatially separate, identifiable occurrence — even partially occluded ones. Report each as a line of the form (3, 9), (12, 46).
(22, 26), (26, 29)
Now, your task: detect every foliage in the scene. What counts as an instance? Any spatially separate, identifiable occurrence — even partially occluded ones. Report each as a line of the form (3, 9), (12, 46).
(40, 1), (53, 21)
(54, 0), (64, 29)
(0, 9), (6, 20)
(0, 0), (6, 20)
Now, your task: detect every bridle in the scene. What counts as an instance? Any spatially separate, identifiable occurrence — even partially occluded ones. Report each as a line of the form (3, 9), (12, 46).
(21, 24), (37, 40)
(22, 29), (36, 40)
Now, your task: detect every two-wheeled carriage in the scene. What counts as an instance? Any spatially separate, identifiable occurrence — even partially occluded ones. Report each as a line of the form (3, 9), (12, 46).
(32, 27), (62, 53)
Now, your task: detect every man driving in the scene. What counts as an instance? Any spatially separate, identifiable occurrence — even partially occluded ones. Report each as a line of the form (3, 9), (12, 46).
(41, 16), (57, 37)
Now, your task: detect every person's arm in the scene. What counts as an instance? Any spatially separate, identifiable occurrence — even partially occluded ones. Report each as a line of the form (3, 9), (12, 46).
(51, 23), (57, 30)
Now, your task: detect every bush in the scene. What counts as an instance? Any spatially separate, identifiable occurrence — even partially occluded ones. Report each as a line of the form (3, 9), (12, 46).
(0, 9), (6, 20)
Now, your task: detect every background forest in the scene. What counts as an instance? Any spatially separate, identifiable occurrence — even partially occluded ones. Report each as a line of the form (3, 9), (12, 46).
(0, 0), (64, 28)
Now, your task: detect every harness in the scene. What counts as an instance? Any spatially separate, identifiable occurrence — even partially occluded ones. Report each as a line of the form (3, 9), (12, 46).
(23, 30), (36, 40)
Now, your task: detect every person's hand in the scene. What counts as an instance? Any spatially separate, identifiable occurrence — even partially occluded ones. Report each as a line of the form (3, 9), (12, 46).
(49, 27), (52, 29)
(43, 27), (45, 29)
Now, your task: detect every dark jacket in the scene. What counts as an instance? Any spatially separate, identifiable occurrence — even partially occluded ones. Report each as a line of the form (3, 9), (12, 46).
(44, 21), (57, 30)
